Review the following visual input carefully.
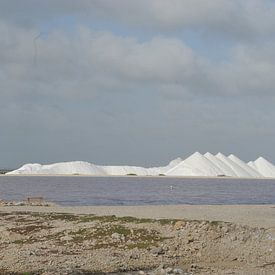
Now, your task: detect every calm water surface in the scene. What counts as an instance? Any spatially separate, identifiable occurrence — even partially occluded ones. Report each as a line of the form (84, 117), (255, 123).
(0, 176), (275, 206)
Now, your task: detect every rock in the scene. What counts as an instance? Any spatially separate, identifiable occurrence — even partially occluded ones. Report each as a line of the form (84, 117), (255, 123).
(173, 268), (184, 274)
(111, 232), (125, 241)
(151, 246), (165, 255)
(187, 236), (194, 243)
(138, 271), (145, 275)
(174, 221), (186, 230)
(60, 235), (73, 242)
(165, 267), (173, 273)
(222, 226), (229, 234)
(129, 251), (140, 259)
(154, 268), (166, 275)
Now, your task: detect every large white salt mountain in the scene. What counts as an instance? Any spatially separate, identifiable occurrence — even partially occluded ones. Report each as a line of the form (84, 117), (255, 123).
(248, 157), (275, 178)
(215, 153), (253, 178)
(204, 152), (237, 177)
(8, 161), (107, 176)
(7, 158), (182, 176)
(7, 152), (275, 178)
(166, 152), (224, 177)
(11, 163), (43, 174)
(228, 154), (262, 178)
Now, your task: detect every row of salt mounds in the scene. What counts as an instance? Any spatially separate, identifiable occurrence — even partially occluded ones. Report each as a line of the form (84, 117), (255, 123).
(6, 154), (275, 178)
(248, 157), (275, 178)
(7, 161), (107, 176)
(7, 158), (183, 176)
(165, 152), (264, 178)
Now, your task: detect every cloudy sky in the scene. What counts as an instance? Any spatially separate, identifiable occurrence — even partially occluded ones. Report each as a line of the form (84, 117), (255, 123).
(1, 0), (275, 168)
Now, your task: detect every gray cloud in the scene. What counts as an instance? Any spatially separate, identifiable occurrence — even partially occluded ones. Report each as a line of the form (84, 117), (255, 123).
(1, 0), (275, 40)
(0, 1), (275, 168)
(1, 21), (274, 100)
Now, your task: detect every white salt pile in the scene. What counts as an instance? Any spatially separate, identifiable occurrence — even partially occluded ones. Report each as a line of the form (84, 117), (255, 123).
(9, 161), (107, 176)
(248, 157), (275, 178)
(7, 153), (275, 178)
(165, 152), (224, 177)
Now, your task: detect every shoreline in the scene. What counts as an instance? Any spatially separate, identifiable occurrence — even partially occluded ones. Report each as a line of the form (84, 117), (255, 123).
(1, 204), (275, 228)
(1, 174), (274, 180)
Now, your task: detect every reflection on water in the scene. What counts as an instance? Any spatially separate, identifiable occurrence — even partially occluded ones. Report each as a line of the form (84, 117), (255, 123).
(0, 176), (275, 206)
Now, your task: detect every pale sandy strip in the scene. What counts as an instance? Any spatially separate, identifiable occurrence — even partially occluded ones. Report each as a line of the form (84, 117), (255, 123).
(1, 174), (273, 179)
(1, 204), (275, 228)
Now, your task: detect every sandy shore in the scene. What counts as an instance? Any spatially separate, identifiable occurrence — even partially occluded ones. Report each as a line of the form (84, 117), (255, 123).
(2, 174), (273, 180)
(1, 204), (275, 228)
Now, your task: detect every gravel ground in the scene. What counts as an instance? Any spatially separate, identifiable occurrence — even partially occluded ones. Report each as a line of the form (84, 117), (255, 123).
(0, 204), (275, 274)
(1, 204), (275, 228)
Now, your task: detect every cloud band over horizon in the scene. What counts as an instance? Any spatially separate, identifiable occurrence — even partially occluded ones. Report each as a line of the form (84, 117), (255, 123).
(0, 0), (275, 168)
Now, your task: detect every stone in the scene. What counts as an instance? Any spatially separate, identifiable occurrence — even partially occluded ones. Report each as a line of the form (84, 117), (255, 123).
(155, 268), (166, 275)
(174, 221), (186, 230)
(151, 246), (165, 255)
(165, 267), (173, 273)
(60, 235), (73, 242)
(187, 236), (194, 243)
(130, 251), (140, 259)
(173, 268), (184, 274)
(111, 232), (125, 241)
(111, 232), (121, 239)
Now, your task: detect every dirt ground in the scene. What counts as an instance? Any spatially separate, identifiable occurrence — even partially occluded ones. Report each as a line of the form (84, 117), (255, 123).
(0, 207), (275, 274)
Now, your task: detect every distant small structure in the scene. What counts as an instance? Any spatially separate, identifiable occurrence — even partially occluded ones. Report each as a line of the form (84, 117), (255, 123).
(0, 169), (12, 174)
(26, 197), (45, 205)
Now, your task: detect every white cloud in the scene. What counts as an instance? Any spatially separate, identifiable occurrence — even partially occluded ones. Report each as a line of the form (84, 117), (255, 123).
(0, 22), (207, 99)
(1, 20), (275, 101)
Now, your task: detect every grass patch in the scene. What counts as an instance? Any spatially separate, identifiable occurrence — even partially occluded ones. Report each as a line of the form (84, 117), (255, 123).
(209, 220), (223, 226)
(62, 224), (166, 250)
(115, 216), (155, 224)
(157, 218), (179, 225)
(78, 215), (155, 224)
(44, 213), (80, 221)
(0, 212), (12, 217)
(8, 225), (53, 235)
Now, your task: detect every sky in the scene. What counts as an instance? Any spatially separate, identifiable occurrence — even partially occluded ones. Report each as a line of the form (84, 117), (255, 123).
(1, 0), (275, 168)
